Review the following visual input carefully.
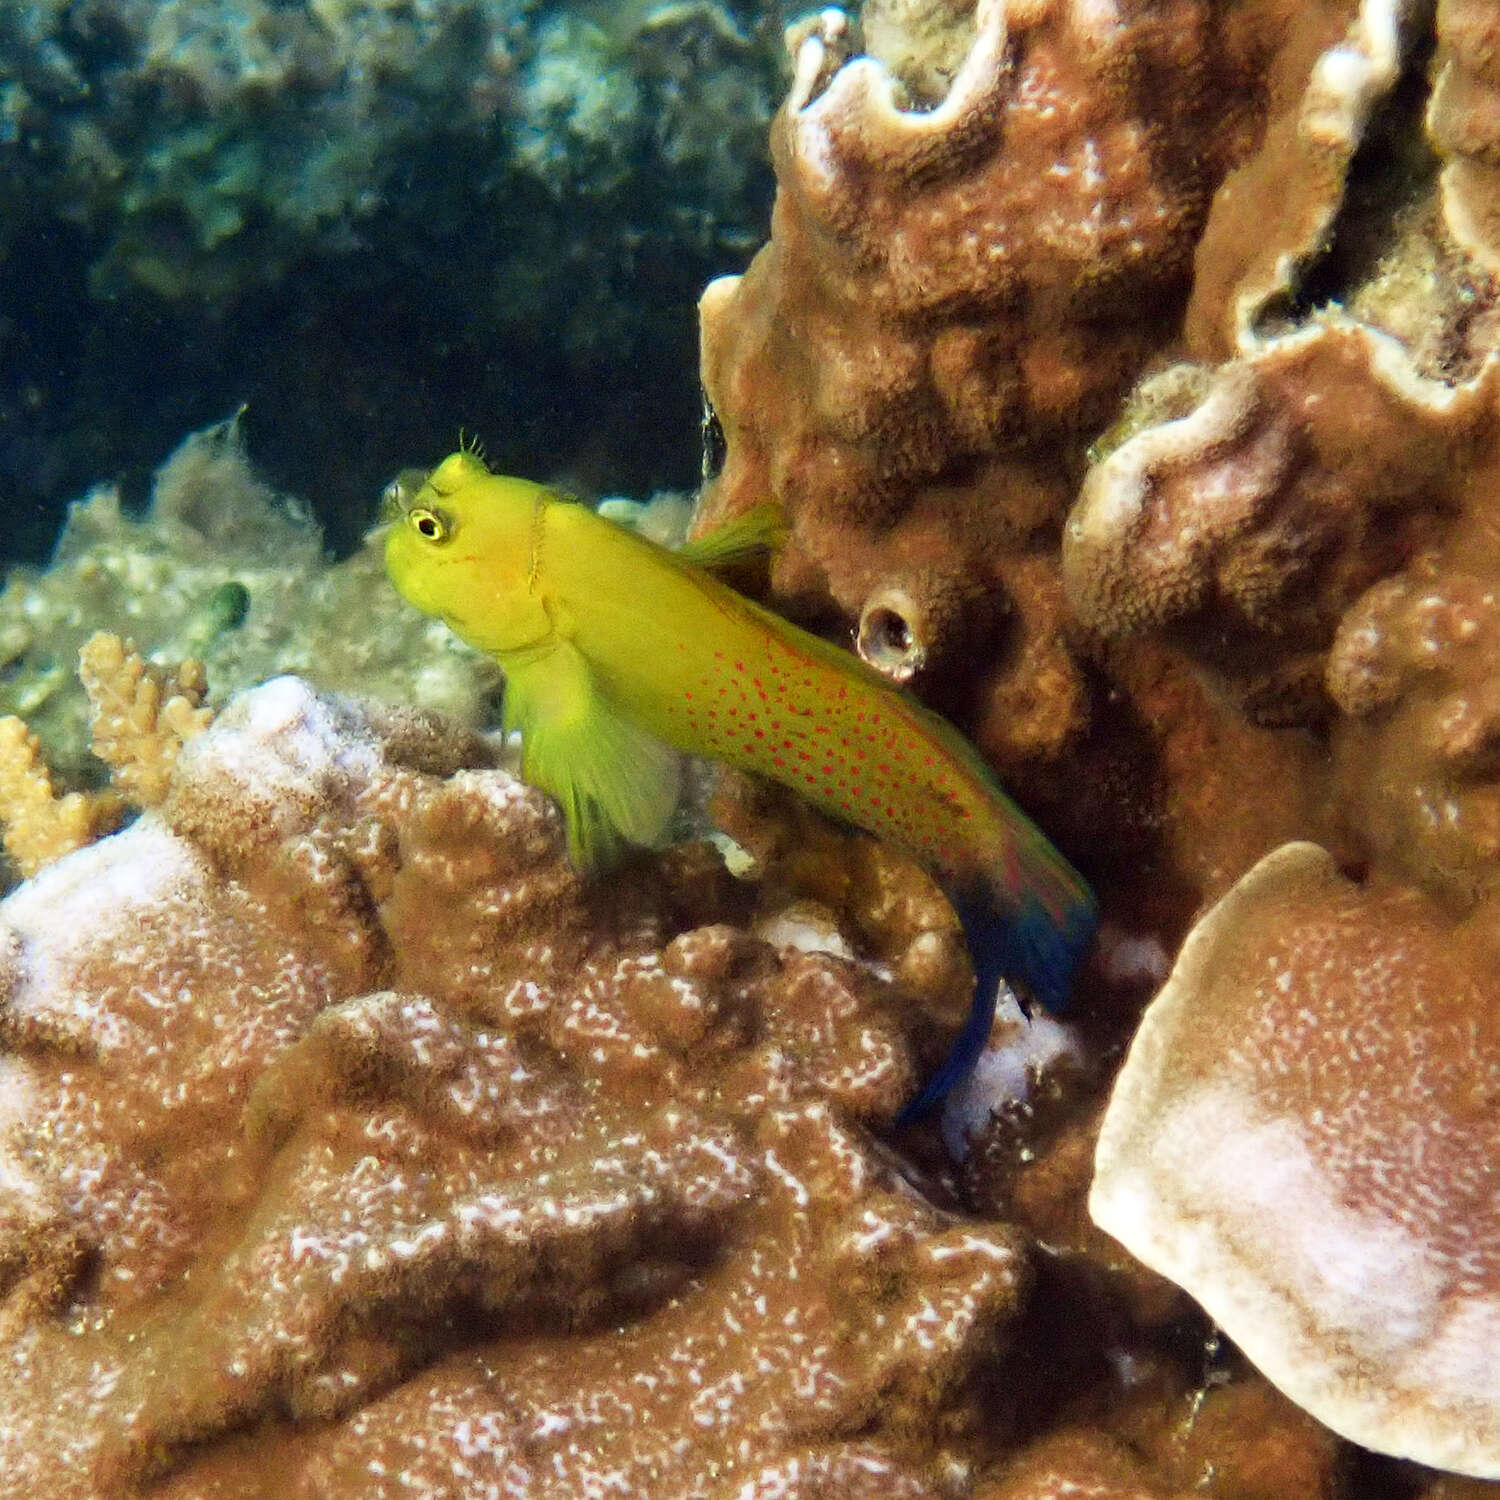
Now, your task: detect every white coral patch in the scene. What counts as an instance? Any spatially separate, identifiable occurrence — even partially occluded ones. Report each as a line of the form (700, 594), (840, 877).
(941, 988), (1083, 1157)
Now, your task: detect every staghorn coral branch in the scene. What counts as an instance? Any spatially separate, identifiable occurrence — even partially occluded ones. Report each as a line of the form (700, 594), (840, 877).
(78, 632), (213, 809)
(0, 717), (120, 878)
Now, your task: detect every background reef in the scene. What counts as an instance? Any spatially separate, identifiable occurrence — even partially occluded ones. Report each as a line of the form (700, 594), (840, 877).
(0, 0), (799, 560)
(4, 0), (1500, 1496)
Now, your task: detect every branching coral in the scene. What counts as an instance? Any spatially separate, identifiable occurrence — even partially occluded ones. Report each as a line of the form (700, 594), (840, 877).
(0, 630), (193, 878)
(0, 718), (111, 878)
(0, 415), (500, 779)
(78, 632), (212, 807)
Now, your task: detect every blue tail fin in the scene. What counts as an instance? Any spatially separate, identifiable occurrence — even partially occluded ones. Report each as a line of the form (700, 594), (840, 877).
(1001, 886), (1097, 1016)
(896, 884), (1095, 1126)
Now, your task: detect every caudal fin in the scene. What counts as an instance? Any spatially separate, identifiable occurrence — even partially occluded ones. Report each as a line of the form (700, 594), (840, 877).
(897, 840), (1095, 1126)
(989, 811), (1096, 1014)
(999, 885), (1097, 1015)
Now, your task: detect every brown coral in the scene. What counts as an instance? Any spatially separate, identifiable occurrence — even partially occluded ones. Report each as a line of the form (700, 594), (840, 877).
(1328, 523), (1500, 905)
(1062, 325), (1495, 721)
(697, 0), (1273, 778)
(0, 716), (109, 877)
(78, 631), (213, 806)
(1185, 0), (1407, 354)
(0, 630), (213, 880)
(1429, 0), (1500, 273)
(0, 675), (1041, 1498)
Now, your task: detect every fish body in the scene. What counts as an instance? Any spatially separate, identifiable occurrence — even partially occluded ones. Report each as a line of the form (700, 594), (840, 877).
(386, 451), (1095, 1116)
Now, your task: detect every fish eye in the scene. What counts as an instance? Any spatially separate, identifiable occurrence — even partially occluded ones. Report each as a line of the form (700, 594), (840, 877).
(407, 506), (450, 543)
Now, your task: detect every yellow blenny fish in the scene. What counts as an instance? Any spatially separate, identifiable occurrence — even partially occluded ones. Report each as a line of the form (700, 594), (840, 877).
(385, 450), (1096, 1119)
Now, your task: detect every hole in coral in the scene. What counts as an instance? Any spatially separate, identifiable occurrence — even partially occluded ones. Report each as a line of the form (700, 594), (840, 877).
(858, 599), (923, 681)
(866, 606), (911, 658)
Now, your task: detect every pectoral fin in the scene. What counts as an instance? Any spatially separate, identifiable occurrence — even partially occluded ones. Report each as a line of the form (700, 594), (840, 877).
(676, 503), (785, 573)
(502, 642), (681, 871)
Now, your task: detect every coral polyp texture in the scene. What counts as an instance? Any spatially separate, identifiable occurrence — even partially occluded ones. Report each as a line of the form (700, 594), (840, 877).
(0, 671), (1058, 1498)
(1047, 0), (1500, 1474)
(1062, 324), (1497, 721)
(16, 0), (1500, 1486)
(697, 0), (1268, 787)
(690, 0), (1500, 1486)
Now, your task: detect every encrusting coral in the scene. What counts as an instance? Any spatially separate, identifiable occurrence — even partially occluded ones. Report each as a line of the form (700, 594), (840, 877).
(1328, 515), (1500, 909)
(1051, 0), (1500, 1475)
(12, 0), (1500, 1490)
(1062, 326), (1497, 722)
(696, 0), (1278, 798)
(0, 666), (1053, 1498)
(689, 0), (1500, 1486)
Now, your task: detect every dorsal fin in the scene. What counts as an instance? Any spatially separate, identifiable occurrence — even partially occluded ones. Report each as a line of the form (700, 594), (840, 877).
(676, 503), (786, 574)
